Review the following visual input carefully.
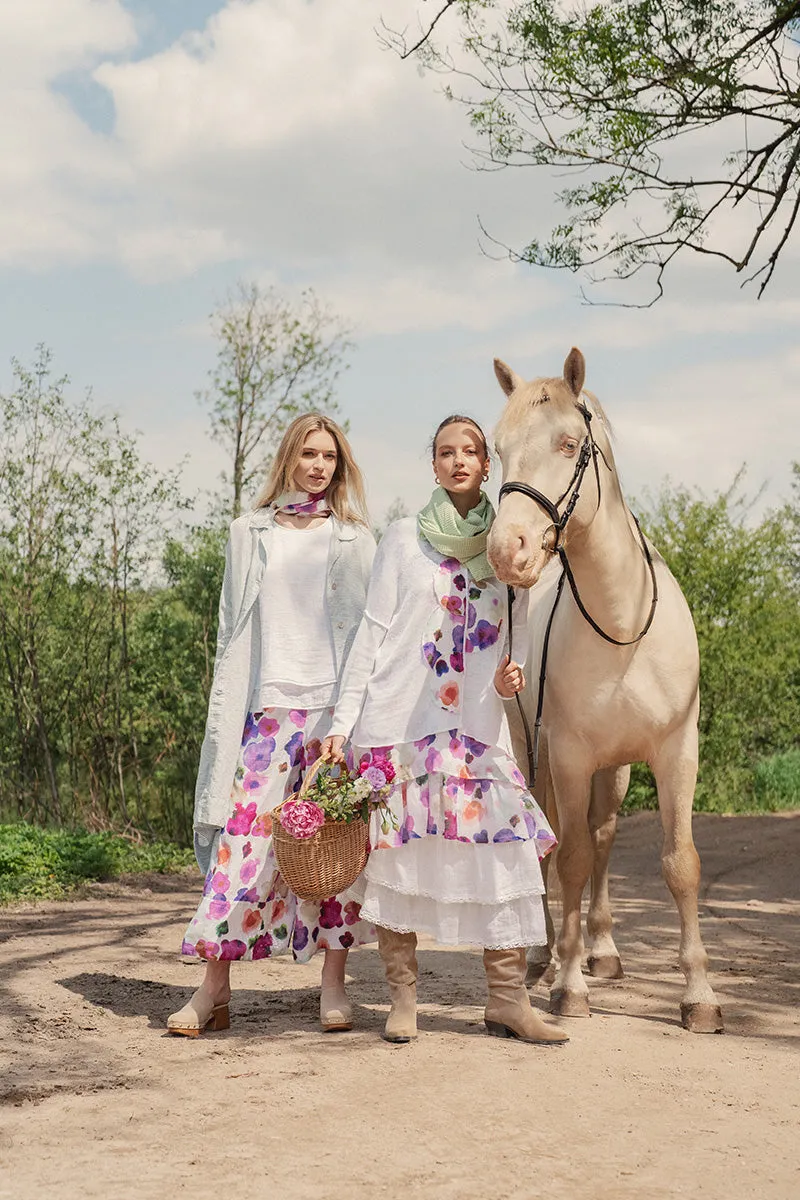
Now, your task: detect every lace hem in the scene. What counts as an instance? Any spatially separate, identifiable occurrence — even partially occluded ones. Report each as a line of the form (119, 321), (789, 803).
(359, 885), (547, 949)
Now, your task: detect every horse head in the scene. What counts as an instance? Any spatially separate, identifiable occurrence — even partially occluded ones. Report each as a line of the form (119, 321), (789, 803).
(487, 347), (615, 588)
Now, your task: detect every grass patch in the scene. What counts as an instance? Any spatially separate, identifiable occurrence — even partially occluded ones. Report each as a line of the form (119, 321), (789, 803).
(0, 823), (194, 905)
(752, 749), (800, 812)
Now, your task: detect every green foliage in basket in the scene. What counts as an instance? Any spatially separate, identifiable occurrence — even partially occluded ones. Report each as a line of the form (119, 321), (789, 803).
(301, 763), (374, 825)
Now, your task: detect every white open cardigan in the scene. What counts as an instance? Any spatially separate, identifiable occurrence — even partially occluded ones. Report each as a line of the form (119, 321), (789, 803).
(193, 506), (376, 830)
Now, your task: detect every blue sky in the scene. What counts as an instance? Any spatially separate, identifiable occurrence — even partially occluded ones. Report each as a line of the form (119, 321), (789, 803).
(1, 0), (797, 526)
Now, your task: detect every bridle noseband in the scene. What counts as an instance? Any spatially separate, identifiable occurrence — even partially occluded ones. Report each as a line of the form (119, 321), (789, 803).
(499, 400), (659, 787)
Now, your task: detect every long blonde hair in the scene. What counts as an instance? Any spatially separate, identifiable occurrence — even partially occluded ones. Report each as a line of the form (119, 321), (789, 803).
(255, 413), (369, 526)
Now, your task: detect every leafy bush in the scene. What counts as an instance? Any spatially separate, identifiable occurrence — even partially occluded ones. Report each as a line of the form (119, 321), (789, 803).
(752, 750), (800, 812)
(0, 824), (194, 905)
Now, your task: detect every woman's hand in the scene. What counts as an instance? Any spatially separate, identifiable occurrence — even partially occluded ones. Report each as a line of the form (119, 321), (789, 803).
(320, 735), (347, 764)
(495, 654), (526, 699)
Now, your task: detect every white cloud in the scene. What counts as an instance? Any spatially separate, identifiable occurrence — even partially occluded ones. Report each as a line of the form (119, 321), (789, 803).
(0, 0), (134, 80)
(0, 1), (134, 267)
(0, 0), (796, 519)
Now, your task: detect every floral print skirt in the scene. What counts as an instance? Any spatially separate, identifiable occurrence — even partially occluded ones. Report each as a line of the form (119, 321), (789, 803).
(349, 731), (556, 949)
(181, 708), (376, 964)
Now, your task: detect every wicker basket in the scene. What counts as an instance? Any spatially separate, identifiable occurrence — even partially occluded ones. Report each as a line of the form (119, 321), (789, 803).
(272, 758), (369, 903)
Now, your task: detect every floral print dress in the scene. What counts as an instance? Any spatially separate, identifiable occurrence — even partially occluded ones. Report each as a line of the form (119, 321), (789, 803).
(333, 538), (557, 949)
(182, 707), (376, 964)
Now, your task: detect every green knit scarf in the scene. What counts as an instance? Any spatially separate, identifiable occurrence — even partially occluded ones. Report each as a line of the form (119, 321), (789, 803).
(417, 486), (496, 583)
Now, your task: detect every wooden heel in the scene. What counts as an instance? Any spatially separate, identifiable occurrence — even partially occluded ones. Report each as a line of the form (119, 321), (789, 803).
(210, 1004), (230, 1031)
(167, 1000), (231, 1038)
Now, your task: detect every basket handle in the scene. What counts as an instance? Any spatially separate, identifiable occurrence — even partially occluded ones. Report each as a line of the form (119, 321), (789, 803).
(271, 754), (333, 818)
(297, 754), (330, 800)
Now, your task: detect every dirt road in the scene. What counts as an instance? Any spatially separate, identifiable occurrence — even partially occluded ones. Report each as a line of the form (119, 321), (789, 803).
(1, 812), (798, 1200)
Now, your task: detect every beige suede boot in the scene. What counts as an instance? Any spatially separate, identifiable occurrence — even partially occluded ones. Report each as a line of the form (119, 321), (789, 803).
(377, 926), (418, 1044)
(484, 947), (569, 1045)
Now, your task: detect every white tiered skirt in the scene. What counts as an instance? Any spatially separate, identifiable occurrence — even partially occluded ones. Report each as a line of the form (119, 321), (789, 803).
(351, 836), (547, 948)
(352, 734), (555, 949)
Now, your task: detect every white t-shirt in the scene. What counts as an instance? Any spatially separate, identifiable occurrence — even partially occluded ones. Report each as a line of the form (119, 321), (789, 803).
(252, 519), (337, 710)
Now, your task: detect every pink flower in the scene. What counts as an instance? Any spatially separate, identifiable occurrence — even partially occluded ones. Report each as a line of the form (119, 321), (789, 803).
(440, 594), (464, 616)
(364, 765), (387, 789)
(343, 900), (362, 926)
(360, 755), (395, 790)
(280, 799), (326, 840)
(219, 939), (247, 961)
(210, 870), (230, 893)
(189, 939), (219, 960)
(372, 756), (395, 783)
(227, 801), (257, 835)
(240, 856), (261, 884)
(424, 746), (444, 774)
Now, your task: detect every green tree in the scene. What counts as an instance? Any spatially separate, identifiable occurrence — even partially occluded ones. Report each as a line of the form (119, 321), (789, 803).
(391, 1), (800, 301)
(638, 473), (800, 808)
(199, 281), (352, 517)
(0, 349), (187, 833)
(127, 522), (227, 842)
(0, 348), (99, 822)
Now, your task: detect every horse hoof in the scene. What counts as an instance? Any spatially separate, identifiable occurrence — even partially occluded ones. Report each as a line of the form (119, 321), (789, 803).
(587, 955), (624, 980)
(550, 988), (591, 1018)
(681, 1003), (724, 1034)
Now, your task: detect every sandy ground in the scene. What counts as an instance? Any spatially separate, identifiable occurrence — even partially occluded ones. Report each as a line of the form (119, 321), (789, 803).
(0, 811), (798, 1200)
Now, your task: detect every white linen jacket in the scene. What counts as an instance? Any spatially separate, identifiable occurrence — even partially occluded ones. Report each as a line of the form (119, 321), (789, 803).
(193, 506), (376, 830)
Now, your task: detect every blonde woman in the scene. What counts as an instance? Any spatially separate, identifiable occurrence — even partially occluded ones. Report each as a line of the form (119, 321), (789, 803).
(168, 414), (376, 1037)
(322, 416), (567, 1046)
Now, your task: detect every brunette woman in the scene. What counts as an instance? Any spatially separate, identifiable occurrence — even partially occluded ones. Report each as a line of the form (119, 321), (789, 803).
(168, 414), (376, 1037)
(322, 416), (567, 1046)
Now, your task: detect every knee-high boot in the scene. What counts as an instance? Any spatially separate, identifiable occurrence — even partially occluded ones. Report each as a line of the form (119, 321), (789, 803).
(484, 947), (569, 1044)
(377, 926), (418, 1044)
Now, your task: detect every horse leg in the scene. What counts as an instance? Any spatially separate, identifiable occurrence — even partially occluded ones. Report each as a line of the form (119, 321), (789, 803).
(526, 739), (558, 986)
(651, 726), (723, 1033)
(549, 758), (594, 1018)
(586, 764), (630, 979)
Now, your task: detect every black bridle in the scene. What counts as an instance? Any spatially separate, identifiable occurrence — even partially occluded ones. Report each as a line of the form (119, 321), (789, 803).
(500, 402), (658, 787)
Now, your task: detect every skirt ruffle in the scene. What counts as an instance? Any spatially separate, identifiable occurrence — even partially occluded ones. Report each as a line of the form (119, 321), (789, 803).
(351, 839), (547, 948)
(359, 733), (556, 855)
(352, 731), (554, 948)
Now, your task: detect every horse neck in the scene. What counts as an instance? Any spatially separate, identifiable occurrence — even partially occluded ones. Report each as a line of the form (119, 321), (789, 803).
(562, 469), (651, 641)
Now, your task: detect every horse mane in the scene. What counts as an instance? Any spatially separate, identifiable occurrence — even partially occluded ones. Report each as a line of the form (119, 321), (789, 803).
(581, 388), (614, 440)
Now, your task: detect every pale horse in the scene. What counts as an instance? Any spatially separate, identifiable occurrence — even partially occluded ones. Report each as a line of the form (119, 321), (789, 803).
(487, 347), (723, 1033)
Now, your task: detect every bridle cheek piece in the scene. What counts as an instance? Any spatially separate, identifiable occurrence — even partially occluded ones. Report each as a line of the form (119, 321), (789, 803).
(500, 401), (659, 789)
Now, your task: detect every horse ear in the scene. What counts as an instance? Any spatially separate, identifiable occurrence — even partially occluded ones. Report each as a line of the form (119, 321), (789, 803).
(494, 358), (523, 397)
(563, 347), (586, 397)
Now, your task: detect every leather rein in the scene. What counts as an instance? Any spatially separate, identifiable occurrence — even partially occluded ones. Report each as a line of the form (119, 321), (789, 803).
(501, 401), (658, 787)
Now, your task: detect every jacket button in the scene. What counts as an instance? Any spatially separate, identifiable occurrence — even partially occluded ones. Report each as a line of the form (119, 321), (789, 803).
(337, 622), (344, 629)
(331, 582), (337, 590)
